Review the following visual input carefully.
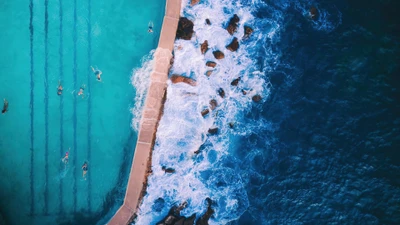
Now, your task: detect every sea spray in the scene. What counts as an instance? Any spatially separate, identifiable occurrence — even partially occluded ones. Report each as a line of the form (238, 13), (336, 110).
(131, 50), (155, 131)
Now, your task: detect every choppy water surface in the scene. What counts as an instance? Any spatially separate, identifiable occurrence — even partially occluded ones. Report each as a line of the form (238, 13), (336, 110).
(133, 0), (400, 224)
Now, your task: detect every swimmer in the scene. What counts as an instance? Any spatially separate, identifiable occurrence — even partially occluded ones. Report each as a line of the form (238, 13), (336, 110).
(82, 161), (88, 180)
(2, 99), (8, 114)
(77, 84), (85, 98)
(57, 81), (63, 95)
(148, 21), (154, 33)
(90, 66), (102, 81)
(61, 150), (69, 165)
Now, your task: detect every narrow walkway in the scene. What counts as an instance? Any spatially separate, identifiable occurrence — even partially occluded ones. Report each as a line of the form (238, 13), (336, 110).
(107, 0), (181, 224)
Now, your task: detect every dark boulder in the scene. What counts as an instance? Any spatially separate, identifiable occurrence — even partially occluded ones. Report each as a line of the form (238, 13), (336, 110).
(226, 14), (240, 35)
(201, 109), (209, 117)
(191, 0), (200, 6)
(309, 7), (318, 20)
(205, 19), (211, 25)
(206, 61), (217, 68)
(243, 26), (253, 39)
(162, 166), (175, 173)
(252, 94), (262, 102)
(231, 77), (240, 86)
(170, 74), (197, 86)
(196, 198), (214, 225)
(217, 88), (225, 98)
(176, 17), (194, 40)
(229, 122), (234, 128)
(201, 40), (209, 54)
(208, 127), (218, 135)
(226, 37), (239, 52)
(209, 99), (218, 110)
(213, 50), (225, 59)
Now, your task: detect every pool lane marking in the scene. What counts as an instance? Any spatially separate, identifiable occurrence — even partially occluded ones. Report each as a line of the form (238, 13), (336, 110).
(73, 0), (78, 212)
(87, 0), (92, 212)
(58, 0), (64, 214)
(44, 0), (49, 215)
(29, 0), (35, 216)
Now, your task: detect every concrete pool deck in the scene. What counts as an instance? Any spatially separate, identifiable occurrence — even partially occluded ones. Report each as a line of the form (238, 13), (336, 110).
(107, 0), (181, 224)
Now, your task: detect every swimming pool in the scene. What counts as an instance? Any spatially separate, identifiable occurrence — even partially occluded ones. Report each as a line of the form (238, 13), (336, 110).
(0, 0), (164, 224)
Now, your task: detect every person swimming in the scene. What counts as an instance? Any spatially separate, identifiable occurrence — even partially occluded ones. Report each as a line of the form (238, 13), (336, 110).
(148, 21), (154, 33)
(57, 81), (63, 96)
(77, 84), (85, 98)
(61, 150), (69, 165)
(2, 99), (8, 114)
(91, 66), (102, 81)
(82, 161), (88, 180)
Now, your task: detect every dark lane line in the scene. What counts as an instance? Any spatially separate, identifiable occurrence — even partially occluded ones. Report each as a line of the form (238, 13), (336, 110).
(58, 0), (64, 215)
(73, 0), (78, 213)
(44, 0), (49, 215)
(29, 0), (35, 216)
(87, 0), (92, 212)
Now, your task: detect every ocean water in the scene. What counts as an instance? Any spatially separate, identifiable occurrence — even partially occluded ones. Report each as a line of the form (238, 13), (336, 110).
(0, 0), (164, 224)
(134, 0), (400, 224)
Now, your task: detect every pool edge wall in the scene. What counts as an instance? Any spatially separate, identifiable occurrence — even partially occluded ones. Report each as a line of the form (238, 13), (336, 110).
(106, 0), (181, 224)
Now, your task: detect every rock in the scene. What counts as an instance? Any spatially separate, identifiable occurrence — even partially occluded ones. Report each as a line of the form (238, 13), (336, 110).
(226, 37), (239, 52)
(213, 50), (225, 59)
(176, 17), (194, 40)
(229, 122), (234, 128)
(165, 215), (177, 225)
(208, 127), (218, 135)
(170, 74), (197, 86)
(252, 94), (262, 102)
(183, 214), (196, 225)
(190, 0), (200, 6)
(231, 77), (240, 86)
(205, 19), (211, 25)
(309, 7), (318, 20)
(206, 61), (217, 68)
(243, 26), (254, 39)
(217, 88), (225, 98)
(201, 40), (209, 54)
(226, 14), (240, 35)
(162, 166), (175, 173)
(205, 70), (213, 76)
(201, 109), (209, 117)
(242, 89), (248, 95)
(209, 99), (217, 110)
(196, 198), (215, 225)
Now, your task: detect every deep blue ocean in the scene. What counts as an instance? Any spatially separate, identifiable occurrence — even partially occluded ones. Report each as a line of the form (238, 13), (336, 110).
(134, 0), (400, 224)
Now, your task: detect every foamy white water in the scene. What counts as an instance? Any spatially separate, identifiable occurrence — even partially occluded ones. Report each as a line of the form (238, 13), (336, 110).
(133, 0), (340, 224)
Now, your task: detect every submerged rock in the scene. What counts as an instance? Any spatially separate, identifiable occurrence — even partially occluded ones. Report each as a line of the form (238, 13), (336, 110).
(252, 94), (262, 102)
(176, 17), (194, 40)
(156, 202), (189, 225)
(205, 18), (211, 25)
(309, 6), (318, 20)
(243, 26), (254, 39)
(217, 88), (225, 98)
(231, 77), (240, 86)
(229, 122), (235, 129)
(190, 0), (200, 6)
(201, 40), (209, 54)
(226, 14), (240, 35)
(226, 37), (239, 52)
(209, 99), (218, 110)
(205, 70), (213, 76)
(213, 50), (225, 59)
(206, 61), (217, 68)
(170, 74), (197, 86)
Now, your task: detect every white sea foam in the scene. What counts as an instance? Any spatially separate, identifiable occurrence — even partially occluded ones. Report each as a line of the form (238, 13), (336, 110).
(130, 50), (155, 131)
(133, 0), (341, 224)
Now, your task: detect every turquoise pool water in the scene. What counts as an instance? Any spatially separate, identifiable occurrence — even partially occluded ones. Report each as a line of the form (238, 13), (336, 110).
(0, 0), (164, 224)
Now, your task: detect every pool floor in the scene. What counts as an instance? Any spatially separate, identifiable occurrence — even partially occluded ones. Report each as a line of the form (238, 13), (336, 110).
(0, 0), (164, 224)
